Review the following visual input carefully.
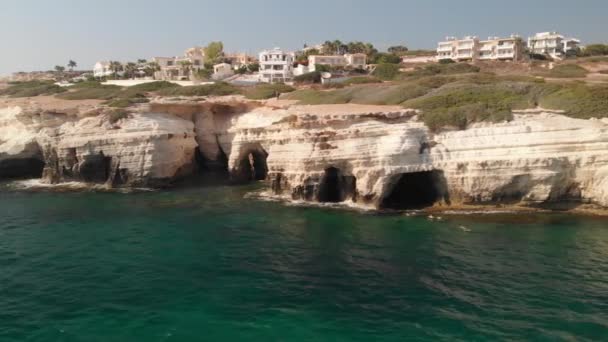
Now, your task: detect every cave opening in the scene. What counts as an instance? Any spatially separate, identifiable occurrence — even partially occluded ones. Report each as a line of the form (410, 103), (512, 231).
(317, 167), (357, 203)
(380, 170), (448, 210)
(79, 152), (112, 183)
(233, 148), (268, 183)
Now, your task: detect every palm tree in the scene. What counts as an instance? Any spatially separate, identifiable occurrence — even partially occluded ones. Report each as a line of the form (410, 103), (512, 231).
(145, 61), (160, 78)
(109, 61), (123, 79)
(67, 60), (77, 71)
(179, 60), (193, 79)
(124, 62), (137, 79)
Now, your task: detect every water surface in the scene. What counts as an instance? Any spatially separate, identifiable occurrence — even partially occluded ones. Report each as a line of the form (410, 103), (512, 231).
(1, 183), (607, 341)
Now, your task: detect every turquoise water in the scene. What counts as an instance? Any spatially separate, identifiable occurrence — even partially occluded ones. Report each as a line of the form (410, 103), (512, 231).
(1, 183), (607, 341)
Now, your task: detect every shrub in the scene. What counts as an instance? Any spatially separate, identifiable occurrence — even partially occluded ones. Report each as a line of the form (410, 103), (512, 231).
(405, 63), (480, 78)
(372, 63), (401, 80)
(128, 81), (180, 92)
(538, 84), (608, 118)
(0, 81), (66, 97)
(438, 59), (455, 64)
(244, 83), (295, 100)
(157, 82), (240, 97)
(57, 84), (123, 100)
(108, 109), (129, 124)
(341, 76), (382, 85)
(539, 64), (589, 78)
(294, 71), (321, 84)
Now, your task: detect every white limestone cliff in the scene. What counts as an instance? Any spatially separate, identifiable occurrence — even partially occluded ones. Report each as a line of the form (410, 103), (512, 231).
(217, 104), (608, 209)
(0, 106), (198, 186)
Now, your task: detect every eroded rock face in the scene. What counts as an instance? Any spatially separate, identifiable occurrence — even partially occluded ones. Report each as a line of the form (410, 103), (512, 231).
(1, 106), (198, 187)
(217, 105), (608, 209)
(38, 113), (198, 187)
(0, 107), (47, 179)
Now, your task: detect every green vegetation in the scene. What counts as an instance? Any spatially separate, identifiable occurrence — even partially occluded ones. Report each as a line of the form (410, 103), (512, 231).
(108, 109), (129, 124)
(538, 83), (608, 119)
(536, 64), (589, 78)
(341, 76), (382, 85)
(243, 83), (295, 100)
(57, 81), (173, 107)
(204, 41), (224, 64)
(578, 44), (608, 57)
(287, 71), (608, 130)
(372, 63), (401, 80)
(0, 80), (66, 97)
(405, 63), (480, 78)
(294, 71), (321, 84)
(157, 82), (239, 97)
(57, 84), (123, 100)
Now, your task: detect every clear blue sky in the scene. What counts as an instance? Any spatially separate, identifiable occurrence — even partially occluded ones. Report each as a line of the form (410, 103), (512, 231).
(0, 0), (606, 75)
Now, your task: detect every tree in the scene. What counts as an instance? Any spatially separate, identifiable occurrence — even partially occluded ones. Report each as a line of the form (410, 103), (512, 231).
(388, 45), (409, 54)
(137, 59), (148, 64)
(193, 68), (212, 80)
(247, 63), (260, 73)
(54, 65), (66, 73)
(297, 48), (320, 64)
(178, 60), (193, 79)
(579, 44), (608, 57)
(124, 62), (137, 79)
(67, 60), (77, 71)
(145, 61), (160, 78)
(204, 41), (224, 63)
(109, 61), (123, 78)
(372, 63), (400, 80)
(372, 53), (401, 64)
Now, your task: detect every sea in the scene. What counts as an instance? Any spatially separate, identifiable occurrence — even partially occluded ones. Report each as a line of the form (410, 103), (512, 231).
(1, 180), (607, 341)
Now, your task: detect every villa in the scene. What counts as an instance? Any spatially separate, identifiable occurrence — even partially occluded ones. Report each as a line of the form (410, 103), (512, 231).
(224, 53), (256, 69)
(258, 48), (295, 83)
(308, 54), (367, 71)
(152, 47), (206, 81)
(528, 32), (581, 59)
(437, 35), (525, 62)
(212, 63), (234, 80)
(93, 61), (113, 78)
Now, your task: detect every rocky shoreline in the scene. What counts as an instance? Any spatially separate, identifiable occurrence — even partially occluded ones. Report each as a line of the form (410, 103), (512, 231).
(2, 96), (608, 214)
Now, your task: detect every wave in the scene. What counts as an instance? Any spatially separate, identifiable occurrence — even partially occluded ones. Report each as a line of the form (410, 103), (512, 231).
(2, 179), (154, 193)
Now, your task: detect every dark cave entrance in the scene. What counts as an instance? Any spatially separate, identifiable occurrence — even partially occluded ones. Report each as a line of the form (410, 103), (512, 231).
(380, 170), (449, 210)
(233, 148), (268, 183)
(317, 167), (357, 203)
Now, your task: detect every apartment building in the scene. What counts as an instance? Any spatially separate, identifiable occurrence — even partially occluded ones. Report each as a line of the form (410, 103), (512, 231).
(308, 53), (367, 71)
(152, 47), (206, 80)
(437, 36), (479, 61)
(258, 48), (295, 83)
(528, 32), (580, 59)
(437, 35), (524, 62)
(478, 36), (525, 61)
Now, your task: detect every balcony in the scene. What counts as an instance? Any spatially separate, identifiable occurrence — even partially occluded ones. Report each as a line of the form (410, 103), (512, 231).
(437, 45), (453, 52)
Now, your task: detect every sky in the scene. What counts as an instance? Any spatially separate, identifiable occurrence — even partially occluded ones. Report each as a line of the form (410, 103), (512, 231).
(0, 0), (606, 76)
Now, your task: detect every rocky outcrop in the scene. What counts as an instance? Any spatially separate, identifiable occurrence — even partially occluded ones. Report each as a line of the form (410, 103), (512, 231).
(215, 104), (608, 210)
(0, 106), (198, 186)
(3, 97), (608, 212)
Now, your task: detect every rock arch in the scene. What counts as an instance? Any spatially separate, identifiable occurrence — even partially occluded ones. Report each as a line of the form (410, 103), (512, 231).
(231, 144), (269, 183)
(379, 170), (449, 210)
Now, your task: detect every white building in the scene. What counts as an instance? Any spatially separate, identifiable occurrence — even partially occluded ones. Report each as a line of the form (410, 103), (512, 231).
(478, 36), (525, 61)
(258, 48), (295, 83)
(437, 35), (525, 62)
(437, 36), (479, 61)
(212, 63), (234, 80)
(308, 54), (367, 72)
(152, 47), (206, 81)
(528, 32), (581, 59)
(93, 61), (113, 78)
